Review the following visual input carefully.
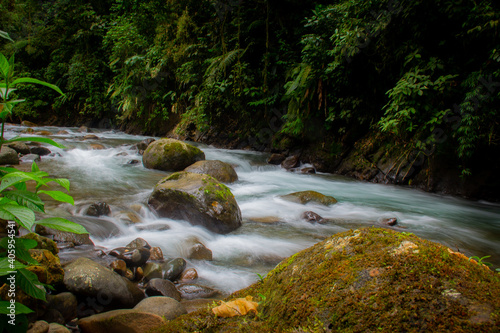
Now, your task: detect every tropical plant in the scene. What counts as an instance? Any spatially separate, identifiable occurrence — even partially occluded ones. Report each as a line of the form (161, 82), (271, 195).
(0, 30), (88, 332)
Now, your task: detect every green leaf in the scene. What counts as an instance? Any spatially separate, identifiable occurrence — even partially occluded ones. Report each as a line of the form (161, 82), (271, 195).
(0, 204), (35, 230)
(52, 178), (70, 191)
(37, 190), (74, 205)
(10, 77), (65, 96)
(0, 258), (26, 276)
(3, 136), (65, 149)
(0, 53), (9, 78)
(17, 268), (46, 301)
(0, 30), (14, 42)
(3, 190), (45, 212)
(36, 217), (88, 234)
(0, 171), (49, 192)
(0, 301), (33, 315)
(31, 162), (40, 173)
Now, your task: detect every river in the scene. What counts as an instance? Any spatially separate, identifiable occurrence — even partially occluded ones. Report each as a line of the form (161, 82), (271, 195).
(5, 124), (500, 295)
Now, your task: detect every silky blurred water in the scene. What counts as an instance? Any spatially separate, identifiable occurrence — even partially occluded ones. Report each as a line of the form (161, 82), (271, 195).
(5, 124), (500, 294)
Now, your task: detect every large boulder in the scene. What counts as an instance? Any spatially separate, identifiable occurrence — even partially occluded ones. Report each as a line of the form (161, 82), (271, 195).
(142, 138), (205, 171)
(77, 309), (165, 333)
(63, 258), (145, 309)
(184, 160), (238, 183)
(148, 172), (242, 234)
(280, 190), (337, 206)
(159, 227), (500, 332)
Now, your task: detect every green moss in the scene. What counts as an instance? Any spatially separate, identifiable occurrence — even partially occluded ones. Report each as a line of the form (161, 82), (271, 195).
(153, 227), (500, 332)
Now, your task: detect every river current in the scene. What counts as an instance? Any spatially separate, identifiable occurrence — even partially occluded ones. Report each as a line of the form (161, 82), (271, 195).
(5, 124), (500, 295)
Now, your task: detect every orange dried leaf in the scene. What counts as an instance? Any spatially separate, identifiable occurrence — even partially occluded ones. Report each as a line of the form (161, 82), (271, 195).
(212, 296), (259, 318)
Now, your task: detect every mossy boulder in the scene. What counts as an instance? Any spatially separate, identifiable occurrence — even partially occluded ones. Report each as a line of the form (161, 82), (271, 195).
(184, 160), (238, 183)
(154, 227), (500, 332)
(280, 190), (337, 206)
(148, 172), (242, 234)
(142, 138), (205, 171)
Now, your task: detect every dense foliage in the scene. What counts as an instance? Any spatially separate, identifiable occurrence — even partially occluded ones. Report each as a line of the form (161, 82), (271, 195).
(1, 0), (499, 179)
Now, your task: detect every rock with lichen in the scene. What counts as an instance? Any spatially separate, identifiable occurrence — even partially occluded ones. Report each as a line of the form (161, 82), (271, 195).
(155, 227), (500, 332)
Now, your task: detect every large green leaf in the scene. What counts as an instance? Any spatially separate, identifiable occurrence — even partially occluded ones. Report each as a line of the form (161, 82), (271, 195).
(36, 217), (88, 234)
(0, 171), (48, 192)
(10, 77), (65, 96)
(3, 136), (65, 149)
(0, 53), (9, 78)
(0, 204), (35, 230)
(37, 190), (73, 205)
(0, 258), (26, 276)
(17, 268), (46, 301)
(3, 190), (45, 212)
(0, 301), (33, 315)
(51, 178), (70, 192)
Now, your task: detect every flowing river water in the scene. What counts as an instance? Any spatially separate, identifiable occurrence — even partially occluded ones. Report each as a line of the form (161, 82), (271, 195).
(5, 124), (500, 295)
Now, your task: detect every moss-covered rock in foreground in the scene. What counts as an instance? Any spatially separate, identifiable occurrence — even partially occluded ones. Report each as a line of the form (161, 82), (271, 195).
(153, 227), (500, 332)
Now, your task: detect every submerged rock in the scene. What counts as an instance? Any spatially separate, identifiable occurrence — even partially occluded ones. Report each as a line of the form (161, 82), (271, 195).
(142, 138), (205, 171)
(281, 190), (337, 206)
(148, 172), (242, 234)
(184, 160), (238, 183)
(159, 227), (500, 332)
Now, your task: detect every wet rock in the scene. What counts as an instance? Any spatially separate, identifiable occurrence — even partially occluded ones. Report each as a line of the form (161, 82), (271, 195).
(186, 241), (213, 261)
(83, 134), (99, 140)
(184, 160), (238, 183)
(281, 190), (337, 206)
(162, 258), (187, 281)
(35, 225), (94, 246)
(149, 246), (164, 261)
(77, 309), (165, 333)
(179, 268), (198, 282)
(30, 146), (52, 156)
(134, 296), (187, 320)
(142, 138), (205, 171)
(281, 155), (300, 169)
(27, 320), (49, 333)
(35, 130), (52, 136)
(48, 323), (71, 333)
(301, 211), (325, 224)
(135, 267), (144, 281)
(21, 127), (35, 133)
(145, 278), (182, 301)
(115, 211), (142, 224)
(41, 308), (65, 325)
(127, 159), (140, 165)
(136, 138), (156, 151)
(63, 257), (145, 309)
(85, 202), (111, 217)
(177, 283), (219, 300)
(267, 153), (286, 165)
(142, 262), (163, 282)
(46, 292), (78, 323)
(148, 172), (242, 234)
(0, 146), (19, 165)
(381, 217), (398, 226)
(110, 259), (128, 276)
(56, 130), (69, 135)
(6, 141), (31, 154)
(109, 247), (150, 267)
(90, 143), (105, 150)
(126, 237), (151, 250)
(21, 120), (38, 127)
(124, 268), (135, 281)
(78, 126), (91, 133)
(301, 167), (316, 174)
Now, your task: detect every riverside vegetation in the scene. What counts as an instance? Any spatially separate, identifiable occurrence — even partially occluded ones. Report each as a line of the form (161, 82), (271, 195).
(0, 0), (499, 200)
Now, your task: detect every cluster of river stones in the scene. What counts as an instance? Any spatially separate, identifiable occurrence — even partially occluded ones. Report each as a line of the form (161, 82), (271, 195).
(0, 129), (402, 332)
